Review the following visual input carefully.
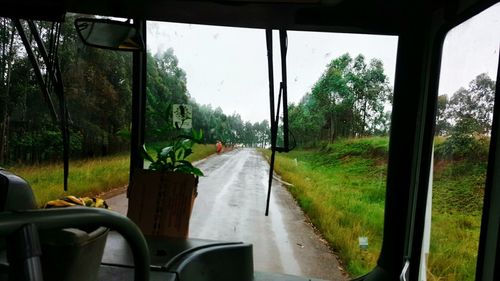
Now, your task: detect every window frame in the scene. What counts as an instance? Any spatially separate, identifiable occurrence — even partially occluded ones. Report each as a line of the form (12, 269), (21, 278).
(403, 2), (500, 281)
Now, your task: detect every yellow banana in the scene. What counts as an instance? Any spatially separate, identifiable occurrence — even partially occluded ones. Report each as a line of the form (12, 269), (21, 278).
(82, 197), (94, 207)
(45, 200), (76, 208)
(94, 198), (108, 208)
(65, 195), (85, 206)
(44, 195), (108, 209)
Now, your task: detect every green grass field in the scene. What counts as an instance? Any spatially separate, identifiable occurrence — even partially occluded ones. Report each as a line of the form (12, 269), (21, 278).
(10, 143), (216, 207)
(261, 137), (388, 276)
(262, 137), (485, 280)
(428, 160), (484, 281)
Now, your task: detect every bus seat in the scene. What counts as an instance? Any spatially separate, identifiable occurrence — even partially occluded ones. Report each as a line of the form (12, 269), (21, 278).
(39, 226), (109, 281)
(0, 169), (109, 281)
(0, 168), (38, 280)
(0, 168), (38, 212)
(0, 168), (38, 251)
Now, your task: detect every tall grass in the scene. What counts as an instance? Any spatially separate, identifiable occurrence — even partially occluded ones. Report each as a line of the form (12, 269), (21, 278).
(187, 143), (216, 162)
(262, 136), (485, 279)
(10, 144), (215, 207)
(11, 154), (130, 207)
(428, 160), (485, 280)
(262, 137), (389, 276)
(427, 213), (481, 281)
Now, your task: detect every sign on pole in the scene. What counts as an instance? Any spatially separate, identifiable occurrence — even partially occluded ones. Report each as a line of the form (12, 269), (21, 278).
(173, 104), (192, 129)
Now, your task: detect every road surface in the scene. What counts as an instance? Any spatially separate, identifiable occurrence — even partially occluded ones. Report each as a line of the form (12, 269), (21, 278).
(107, 148), (348, 281)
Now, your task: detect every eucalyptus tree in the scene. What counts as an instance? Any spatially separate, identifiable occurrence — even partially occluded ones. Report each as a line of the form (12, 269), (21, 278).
(435, 95), (451, 136)
(146, 48), (189, 143)
(0, 18), (17, 163)
(446, 73), (495, 136)
(440, 73), (496, 159)
(254, 120), (270, 148)
(290, 53), (391, 144)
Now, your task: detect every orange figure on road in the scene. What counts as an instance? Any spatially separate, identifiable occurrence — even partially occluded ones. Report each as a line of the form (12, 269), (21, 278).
(216, 140), (223, 154)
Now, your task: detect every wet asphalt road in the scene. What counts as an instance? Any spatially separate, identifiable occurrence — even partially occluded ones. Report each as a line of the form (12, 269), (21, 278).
(107, 148), (347, 281)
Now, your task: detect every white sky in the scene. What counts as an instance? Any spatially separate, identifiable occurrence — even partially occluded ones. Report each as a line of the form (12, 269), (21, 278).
(439, 3), (499, 96)
(147, 3), (499, 123)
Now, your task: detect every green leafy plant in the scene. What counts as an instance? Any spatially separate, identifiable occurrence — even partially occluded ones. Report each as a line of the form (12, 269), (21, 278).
(141, 129), (204, 176)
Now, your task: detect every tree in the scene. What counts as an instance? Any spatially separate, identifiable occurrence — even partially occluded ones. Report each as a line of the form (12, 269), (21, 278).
(0, 16), (135, 163)
(0, 16), (269, 164)
(435, 95), (451, 136)
(289, 53), (392, 145)
(440, 73), (495, 160)
(310, 53), (352, 141)
(289, 95), (324, 146)
(145, 48), (189, 143)
(0, 19), (17, 163)
(446, 73), (495, 136)
(255, 120), (270, 147)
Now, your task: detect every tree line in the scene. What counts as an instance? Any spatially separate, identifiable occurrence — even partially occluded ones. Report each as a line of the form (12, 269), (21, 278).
(0, 16), (269, 165)
(144, 48), (270, 148)
(2, 15), (492, 165)
(286, 51), (496, 158)
(288, 53), (393, 146)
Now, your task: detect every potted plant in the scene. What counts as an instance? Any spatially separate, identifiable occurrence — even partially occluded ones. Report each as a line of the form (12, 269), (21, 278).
(127, 129), (204, 238)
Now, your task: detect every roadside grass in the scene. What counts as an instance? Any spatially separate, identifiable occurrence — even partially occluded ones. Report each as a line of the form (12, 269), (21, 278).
(186, 143), (216, 162)
(428, 213), (481, 281)
(11, 154), (130, 207)
(10, 144), (215, 207)
(261, 137), (388, 276)
(261, 136), (485, 280)
(428, 160), (485, 281)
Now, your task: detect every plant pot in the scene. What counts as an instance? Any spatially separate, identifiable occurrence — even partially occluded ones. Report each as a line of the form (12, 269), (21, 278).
(127, 170), (198, 238)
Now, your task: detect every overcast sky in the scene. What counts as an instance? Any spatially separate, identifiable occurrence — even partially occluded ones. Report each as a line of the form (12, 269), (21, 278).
(147, 3), (499, 124)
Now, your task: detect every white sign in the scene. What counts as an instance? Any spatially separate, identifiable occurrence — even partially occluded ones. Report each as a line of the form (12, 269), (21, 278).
(359, 236), (368, 250)
(172, 104), (192, 129)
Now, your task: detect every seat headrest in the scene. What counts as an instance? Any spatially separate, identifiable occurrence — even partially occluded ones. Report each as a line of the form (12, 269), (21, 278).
(0, 169), (38, 211)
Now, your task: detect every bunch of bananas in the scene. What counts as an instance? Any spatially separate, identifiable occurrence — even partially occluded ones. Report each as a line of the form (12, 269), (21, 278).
(44, 195), (108, 209)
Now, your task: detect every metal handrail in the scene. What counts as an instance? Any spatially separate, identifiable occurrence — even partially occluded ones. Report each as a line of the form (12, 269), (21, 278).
(0, 207), (150, 281)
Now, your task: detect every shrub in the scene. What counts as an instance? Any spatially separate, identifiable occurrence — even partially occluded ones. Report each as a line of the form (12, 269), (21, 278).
(435, 134), (489, 161)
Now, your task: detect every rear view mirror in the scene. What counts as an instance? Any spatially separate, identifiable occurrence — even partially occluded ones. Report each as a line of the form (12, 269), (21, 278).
(74, 18), (144, 51)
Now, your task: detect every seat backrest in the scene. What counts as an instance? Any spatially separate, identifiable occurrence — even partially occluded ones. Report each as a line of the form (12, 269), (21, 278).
(40, 227), (109, 281)
(0, 169), (109, 281)
(0, 168), (38, 212)
(0, 169), (39, 278)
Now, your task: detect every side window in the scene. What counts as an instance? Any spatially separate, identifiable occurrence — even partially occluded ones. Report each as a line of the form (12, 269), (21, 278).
(423, 3), (500, 280)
